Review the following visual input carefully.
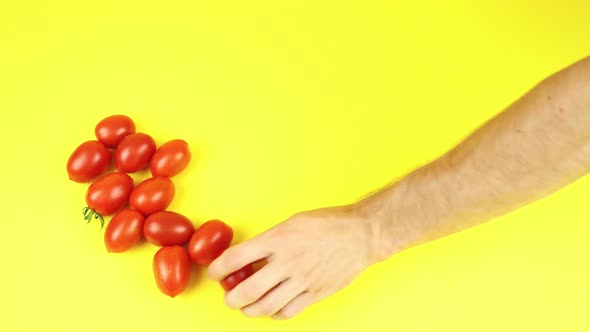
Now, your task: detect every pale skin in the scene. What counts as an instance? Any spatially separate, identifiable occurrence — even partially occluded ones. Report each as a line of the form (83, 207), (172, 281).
(208, 56), (590, 319)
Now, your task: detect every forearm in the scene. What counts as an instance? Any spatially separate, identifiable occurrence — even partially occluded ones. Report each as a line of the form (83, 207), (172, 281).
(357, 56), (590, 261)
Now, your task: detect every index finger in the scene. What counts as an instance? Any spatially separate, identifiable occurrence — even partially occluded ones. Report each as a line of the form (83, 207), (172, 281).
(208, 240), (270, 281)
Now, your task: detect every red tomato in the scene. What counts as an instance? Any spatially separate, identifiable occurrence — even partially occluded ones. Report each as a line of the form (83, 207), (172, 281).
(221, 264), (255, 291)
(114, 133), (156, 173)
(86, 172), (134, 217)
(144, 211), (195, 246)
(67, 140), (111, 183)
(153, 246), (191, 298)
(95, 115), (136, 148)
(150, 139), (192, 178)
(104, 209), (145, 253)
(188, 220), (233, 266)
(129, 177), (175, 216)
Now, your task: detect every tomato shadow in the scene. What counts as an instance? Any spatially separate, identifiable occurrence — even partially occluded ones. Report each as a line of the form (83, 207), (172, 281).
(184, 263), (208, 294)
(131, 237), (152, 252)
(105, 161), (117, 174)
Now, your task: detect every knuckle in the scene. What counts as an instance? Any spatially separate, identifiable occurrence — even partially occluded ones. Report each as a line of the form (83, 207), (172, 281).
(226, 280), (264, 308)
(296, 271), (313, 289)
(241, 307), (258, 318)
(289, 212), (305, 221)
(207, 262), (223, 279)
(241, 283), (263, 303)
(243, 302), (275, 317)
(276, 309), (296, 320)
(220, 247), (238, 264)
(257, 303), (277, 316)
(225, 286), (257, 309)
(265, 225), (286, 239)
(219, 249), (242, 270)
(224, 292), (240, 309)
(262, 294), (285, 314)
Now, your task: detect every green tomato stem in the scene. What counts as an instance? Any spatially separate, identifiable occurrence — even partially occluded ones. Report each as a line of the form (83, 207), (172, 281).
(82, 207), (105, 229)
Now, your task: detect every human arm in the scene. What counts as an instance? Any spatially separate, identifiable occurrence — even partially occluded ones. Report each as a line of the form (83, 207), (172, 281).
(208, 56), (590, 319)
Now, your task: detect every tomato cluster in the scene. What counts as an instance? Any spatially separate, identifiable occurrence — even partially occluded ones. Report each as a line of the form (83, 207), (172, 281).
(67, 115), (254, 298)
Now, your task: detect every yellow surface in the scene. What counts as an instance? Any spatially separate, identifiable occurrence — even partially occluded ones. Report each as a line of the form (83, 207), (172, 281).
(1, 1), (589, 331)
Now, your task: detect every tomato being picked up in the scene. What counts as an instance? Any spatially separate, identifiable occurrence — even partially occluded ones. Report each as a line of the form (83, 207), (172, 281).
(129, 177), (175, 216)
(84, 172), (134, 228)
(188, 220), (233, 266)
(114, 133), (156, 173)
(95, 114), (136, 148)
(150, 139), (191, 178)
(153, 246), (191, 298)
(144, 211), (195, 246)
(67, 140), (111, 183)
(104, 209), (145, 253)
(221, 264), (255, 291)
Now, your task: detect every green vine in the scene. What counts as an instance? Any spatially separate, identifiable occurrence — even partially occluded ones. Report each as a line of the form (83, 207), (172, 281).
(83, 207), (105, 229)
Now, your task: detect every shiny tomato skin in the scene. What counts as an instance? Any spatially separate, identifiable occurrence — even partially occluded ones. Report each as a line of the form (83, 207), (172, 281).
(104, 209), (145, 253)
(153, 246), (191, 298)
(114, 133), (157, 173)
(67, 140), (111, 183)
(129, 177), (175, 216)
(150, 139), (192, 178)
(188, 220), (233, 266)
(144, 211), (195, 246)
(95, 115), (136, 148)
(221, 264), (255, 291)
(86, 172), (134, 216)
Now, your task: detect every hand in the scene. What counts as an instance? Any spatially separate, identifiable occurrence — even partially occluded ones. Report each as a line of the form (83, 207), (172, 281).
(208, 205), (376, 319)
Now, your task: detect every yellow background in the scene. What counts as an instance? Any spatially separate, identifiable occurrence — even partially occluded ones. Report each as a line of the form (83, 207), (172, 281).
(1, 1), (589, 331)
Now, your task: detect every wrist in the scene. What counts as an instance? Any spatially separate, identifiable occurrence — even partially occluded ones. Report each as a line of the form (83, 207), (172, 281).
(352, 162), (448, 263)
(350, 178), (413, 264)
